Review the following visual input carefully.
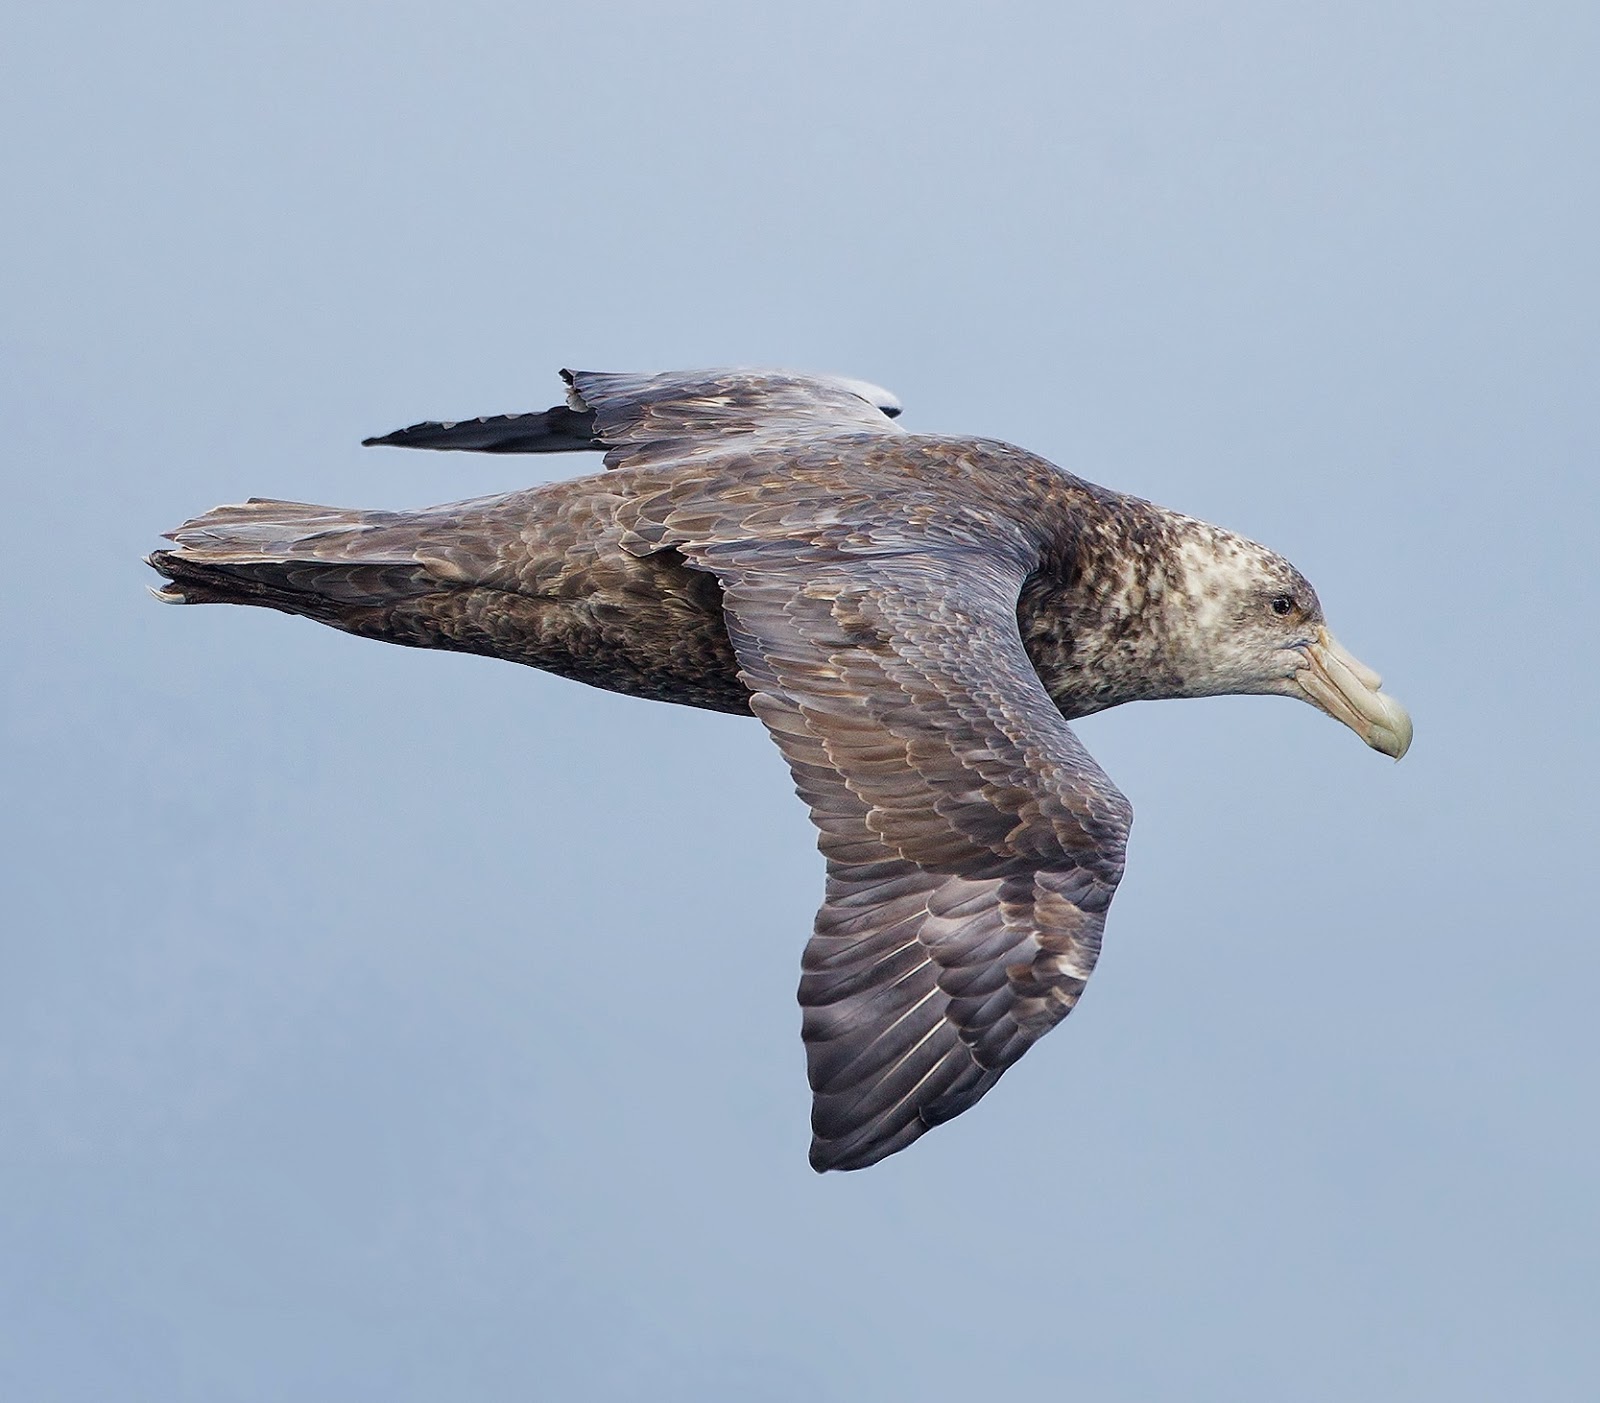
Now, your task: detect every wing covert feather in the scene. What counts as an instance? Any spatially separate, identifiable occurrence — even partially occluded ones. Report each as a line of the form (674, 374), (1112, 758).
(565, 369), (903, 470)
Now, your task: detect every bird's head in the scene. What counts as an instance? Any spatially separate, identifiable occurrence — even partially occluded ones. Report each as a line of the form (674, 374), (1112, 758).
(1163, 524), (1412, 759)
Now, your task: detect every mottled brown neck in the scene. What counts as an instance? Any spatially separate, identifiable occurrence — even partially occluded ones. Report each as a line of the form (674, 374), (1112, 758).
(1018, 488), (1192, 719)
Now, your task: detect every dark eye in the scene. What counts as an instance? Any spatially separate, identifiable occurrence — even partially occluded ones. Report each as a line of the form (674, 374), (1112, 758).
(1270, 595), (1295, 617)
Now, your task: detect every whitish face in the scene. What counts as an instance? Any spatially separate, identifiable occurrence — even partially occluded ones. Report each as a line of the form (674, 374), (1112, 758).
(1166, 523), (1412, 758)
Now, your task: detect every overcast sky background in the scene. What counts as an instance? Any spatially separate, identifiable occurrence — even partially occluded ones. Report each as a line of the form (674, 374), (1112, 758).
(3, 2), (1597, 1399)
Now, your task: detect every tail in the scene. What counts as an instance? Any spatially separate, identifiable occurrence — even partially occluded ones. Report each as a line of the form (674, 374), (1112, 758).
(149, 490), (604, 678)
(147, 497), (467, 630)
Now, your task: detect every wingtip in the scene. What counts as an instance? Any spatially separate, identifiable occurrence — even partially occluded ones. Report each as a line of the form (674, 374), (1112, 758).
(807, 1136), (887, 1173)
(361, 425), (438, 450)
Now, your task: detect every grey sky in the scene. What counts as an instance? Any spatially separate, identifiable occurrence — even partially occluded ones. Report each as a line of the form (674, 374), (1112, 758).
(3, 2), (1596, 1398)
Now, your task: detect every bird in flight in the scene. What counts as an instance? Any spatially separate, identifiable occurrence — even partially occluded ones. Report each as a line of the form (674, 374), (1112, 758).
(149, 367), (1411, 1171)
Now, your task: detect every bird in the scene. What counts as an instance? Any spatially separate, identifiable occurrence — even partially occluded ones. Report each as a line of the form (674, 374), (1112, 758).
(148, 366), (1412, 1172)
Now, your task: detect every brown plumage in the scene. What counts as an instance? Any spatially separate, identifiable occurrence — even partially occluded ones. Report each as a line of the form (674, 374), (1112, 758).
(149, 367), (1411, 1171)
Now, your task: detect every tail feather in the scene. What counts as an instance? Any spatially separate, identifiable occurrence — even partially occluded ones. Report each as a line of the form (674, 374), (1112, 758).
(160, 497), (426, 563)
(147, 549), (430, 621)
(148, 498), (451, 622)
(147, 489), (614, 675)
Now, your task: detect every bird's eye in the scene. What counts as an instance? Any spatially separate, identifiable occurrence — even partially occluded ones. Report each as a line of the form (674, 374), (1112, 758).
(1270, 595), (1295, 617)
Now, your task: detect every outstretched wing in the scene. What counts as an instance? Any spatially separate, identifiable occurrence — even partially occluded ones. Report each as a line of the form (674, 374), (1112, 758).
(363, 368), (903, 465)
(657, 509), (1132, 1170)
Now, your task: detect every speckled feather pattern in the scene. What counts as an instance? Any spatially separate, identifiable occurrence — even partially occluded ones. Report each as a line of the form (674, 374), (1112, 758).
(148, 367), (1305, 1170)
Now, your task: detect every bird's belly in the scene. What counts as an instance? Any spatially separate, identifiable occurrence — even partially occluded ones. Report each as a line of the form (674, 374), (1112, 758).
(390, 541), (753, 715)
(523, 577), (752, 715)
